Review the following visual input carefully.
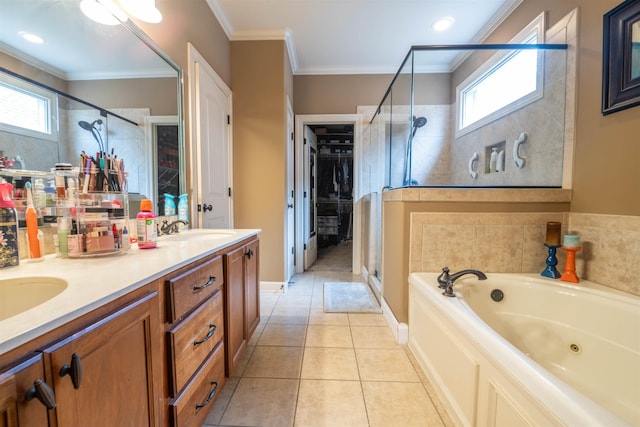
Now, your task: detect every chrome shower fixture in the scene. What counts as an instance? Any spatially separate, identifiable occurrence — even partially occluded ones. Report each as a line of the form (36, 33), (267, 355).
(78, 119), (105, 153)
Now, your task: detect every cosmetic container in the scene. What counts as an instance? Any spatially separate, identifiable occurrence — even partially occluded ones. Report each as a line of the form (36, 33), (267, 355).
(178, 193), (189, 228)
(0, 180), (19, 268)
(136, 199), (157, 249)
(164, 193), (176, 216)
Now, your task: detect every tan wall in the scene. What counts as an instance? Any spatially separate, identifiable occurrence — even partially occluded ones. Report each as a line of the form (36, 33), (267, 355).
(232, 40), (288, 282)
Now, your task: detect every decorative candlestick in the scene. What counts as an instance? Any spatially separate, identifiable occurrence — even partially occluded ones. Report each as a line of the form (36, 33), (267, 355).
(560, 234), (581, 283)
(541, 243), (561, 278)
(541, 221), (562, 279)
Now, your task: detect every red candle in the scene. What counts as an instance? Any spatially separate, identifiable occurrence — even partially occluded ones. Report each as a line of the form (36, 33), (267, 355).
(545, 221), (561, 246)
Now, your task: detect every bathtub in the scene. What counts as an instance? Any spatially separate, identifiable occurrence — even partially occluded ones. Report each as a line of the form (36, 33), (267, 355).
(408, 272), (640, 427)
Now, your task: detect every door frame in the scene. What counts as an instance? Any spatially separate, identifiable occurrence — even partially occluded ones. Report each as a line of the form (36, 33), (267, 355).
(294, 114), (362, 274)
(187, 43), (233, 228)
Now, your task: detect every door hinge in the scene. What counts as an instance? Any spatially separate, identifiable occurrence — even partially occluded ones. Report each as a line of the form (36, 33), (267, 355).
(303, 138), (307, 145)
(227, 115), (230, 125)
(291, 247), (294, 254)
(303, 191), (307, 198)
(228, 187), (232, 197)
(291, 132), (294, 141)
(291, 190), (294, 198)
(304, 243), (307, 250)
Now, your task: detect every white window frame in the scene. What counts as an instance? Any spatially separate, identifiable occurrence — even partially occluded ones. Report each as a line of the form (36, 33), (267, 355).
(0, 72), (58, 141)
(455, 13), (546, 138)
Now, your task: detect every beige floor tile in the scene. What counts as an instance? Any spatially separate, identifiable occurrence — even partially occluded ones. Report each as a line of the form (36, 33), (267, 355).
(268, 307), (310, 325)
(362, 381), (445, 427)
(348, 313), (388, 327)
(351, 325), (399, 348)
(275, 294), (312, 308)
(308, 311), (349, 326)
(220, 378), (299, 427)
(204, 376), (239, 425)
(243, 346), (304, 379)
(313, 272), (342, 283)
(230, 345), (255, 378)
(286, 283), (315, 296)
(300, 347), (359, 380)
(258, 323), (307, 346)
(356, 348), (420, 382)
(248, 322), (266, 346)
(305, 325), (353, 348)
(294, 380), (368, 427)
(310, 294), (324, 310)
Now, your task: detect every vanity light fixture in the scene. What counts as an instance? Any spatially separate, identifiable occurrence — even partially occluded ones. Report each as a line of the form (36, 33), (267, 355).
(119, 0), (163, 23)
(432, 17), (455, 32)
(80, 0), (128, 26)
(18, 31), (44, 44)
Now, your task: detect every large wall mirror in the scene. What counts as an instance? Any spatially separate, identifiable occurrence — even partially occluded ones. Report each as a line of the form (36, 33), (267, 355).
(0, 0), (184, 214)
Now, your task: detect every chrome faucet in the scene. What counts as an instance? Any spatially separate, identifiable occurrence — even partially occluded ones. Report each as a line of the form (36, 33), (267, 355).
(437, 266), (487, 297)
(159, 219), (188, 235)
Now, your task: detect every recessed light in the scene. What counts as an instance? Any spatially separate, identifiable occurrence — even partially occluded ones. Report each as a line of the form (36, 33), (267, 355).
(18, 31), (44, 44)
(432, 17), (454, 32)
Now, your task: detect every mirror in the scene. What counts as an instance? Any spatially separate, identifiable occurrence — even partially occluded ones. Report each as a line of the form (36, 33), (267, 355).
(0, 0), (183, 212)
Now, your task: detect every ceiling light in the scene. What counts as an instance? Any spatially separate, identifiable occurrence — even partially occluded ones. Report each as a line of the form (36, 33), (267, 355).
(18, 31), (44, 44)
(432, 17), (454, 32)
(119, 0), (163, 23)
(80, 0), (128, 26)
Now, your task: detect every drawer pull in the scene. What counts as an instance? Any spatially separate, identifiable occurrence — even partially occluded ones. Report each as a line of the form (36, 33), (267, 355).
(195, 381), (218, 410)
(59, 353), (82, 389)
(193, 276), (216, 292)
(25, 378), (57, 409)
(193, 324), (217, 346)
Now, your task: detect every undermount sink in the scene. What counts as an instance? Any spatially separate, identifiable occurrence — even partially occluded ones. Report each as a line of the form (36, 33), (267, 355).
(161, 229), (237, 242)
(0, 277), (68, 321)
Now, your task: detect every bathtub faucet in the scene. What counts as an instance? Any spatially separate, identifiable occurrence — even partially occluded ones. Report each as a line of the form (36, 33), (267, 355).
(438, 267), (487, 297)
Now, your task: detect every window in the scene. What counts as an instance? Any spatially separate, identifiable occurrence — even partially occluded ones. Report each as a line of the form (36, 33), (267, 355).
(0, 73), (58, 141)
(456, 14), (545, 136)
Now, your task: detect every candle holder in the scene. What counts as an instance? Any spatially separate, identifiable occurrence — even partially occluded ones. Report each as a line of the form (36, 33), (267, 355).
(541, 243), (561, 279)
(560, 246), (581, 283)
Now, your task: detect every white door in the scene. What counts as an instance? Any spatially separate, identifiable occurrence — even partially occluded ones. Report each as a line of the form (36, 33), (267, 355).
(286, 100), (295, 281)
(304, 125), (317, 269)
(188, 44), (232, 229)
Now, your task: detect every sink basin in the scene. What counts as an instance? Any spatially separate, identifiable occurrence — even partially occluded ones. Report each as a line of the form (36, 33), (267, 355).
(161, 229), (237, 242)
(0, 277), (68, 321)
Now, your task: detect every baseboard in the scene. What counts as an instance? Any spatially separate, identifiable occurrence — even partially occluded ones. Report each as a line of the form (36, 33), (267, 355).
(260, 281), (287, 293)
(381, 297), (409, 344)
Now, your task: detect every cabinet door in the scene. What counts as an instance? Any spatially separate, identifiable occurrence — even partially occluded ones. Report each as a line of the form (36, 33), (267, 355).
(224, 246), (246, 376)
(42, 292), (159, 427)
(0, 354), (50, 427)
(244, 238), (260, 339)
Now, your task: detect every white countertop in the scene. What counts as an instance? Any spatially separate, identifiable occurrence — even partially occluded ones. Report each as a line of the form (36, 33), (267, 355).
(0, 229), (260, 355)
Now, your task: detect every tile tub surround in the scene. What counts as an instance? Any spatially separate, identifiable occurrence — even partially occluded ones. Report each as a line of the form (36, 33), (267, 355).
(410, 211), (640, 297)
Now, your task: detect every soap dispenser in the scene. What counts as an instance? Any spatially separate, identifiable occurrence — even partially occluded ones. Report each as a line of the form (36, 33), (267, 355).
(0, 180), (20, 268)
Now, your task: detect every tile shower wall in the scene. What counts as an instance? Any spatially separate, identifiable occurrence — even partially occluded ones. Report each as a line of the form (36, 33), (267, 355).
(409, 212), (640, 297)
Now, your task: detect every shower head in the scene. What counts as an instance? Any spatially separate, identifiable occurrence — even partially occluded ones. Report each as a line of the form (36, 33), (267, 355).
(78, 119), (105, 153)
(413, 116), (427, 128)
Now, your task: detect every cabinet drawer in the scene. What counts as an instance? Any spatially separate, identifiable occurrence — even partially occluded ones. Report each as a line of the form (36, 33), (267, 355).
(166, 255), (223, 322)
(170, 342), (226, 427)
(168, 289), (224, 395)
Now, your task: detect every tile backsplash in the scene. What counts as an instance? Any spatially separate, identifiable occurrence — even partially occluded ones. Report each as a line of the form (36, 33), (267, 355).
(410, 211), (640, 296)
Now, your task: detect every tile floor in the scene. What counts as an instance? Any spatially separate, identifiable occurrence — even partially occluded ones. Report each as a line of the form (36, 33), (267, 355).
(202, 268), (453, 427)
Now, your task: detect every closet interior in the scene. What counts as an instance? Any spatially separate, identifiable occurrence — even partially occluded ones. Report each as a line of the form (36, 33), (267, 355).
(309, 124), (354, 248)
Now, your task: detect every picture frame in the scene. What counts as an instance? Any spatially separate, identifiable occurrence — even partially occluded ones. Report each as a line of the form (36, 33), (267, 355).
(602, 0), (640, 115)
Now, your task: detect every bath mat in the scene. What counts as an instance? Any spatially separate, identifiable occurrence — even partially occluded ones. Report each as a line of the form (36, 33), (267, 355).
(323, 282), (382, 313)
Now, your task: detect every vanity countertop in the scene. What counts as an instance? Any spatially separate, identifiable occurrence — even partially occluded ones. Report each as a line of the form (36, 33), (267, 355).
(0, 228), (261, 355)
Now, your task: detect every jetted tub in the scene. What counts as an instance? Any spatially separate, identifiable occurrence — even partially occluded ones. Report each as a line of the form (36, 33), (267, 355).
(408, 272), (640, 427)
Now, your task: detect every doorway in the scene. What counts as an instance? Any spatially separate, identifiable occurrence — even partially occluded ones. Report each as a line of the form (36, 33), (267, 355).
(294, 114), (361, 275)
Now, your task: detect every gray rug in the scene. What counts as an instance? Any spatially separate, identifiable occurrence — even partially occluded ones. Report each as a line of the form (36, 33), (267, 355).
(323, 282), (382, 313)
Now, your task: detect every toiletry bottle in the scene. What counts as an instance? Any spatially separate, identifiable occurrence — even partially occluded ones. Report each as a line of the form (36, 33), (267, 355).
(178, 194), (189, 229)
(489, 148), (498, 173)
(57, 217), (70, 257)
(0, 181), (20, 268)
(136, 199), (157, 249)
(164, 193), (176, 216)
(496, 150), (505, 172)
(25, 182), (44, 261)
(121, 225), (131, 251)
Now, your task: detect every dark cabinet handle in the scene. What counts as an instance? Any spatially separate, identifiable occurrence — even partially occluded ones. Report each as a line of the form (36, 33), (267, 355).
(193, 324), (217, 346)
(193, 276), (216, 292)
(59, 353), (82, 389)
(245, 248), (254, 259)
(25, 378), (56, 409)
(195, 381), (218, 409)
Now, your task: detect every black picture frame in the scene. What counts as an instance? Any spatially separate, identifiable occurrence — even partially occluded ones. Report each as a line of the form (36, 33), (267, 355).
(602, 0), (640, 115)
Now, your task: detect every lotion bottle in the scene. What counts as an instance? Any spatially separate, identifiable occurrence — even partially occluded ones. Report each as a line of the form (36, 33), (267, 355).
(489, 148), (498, 173)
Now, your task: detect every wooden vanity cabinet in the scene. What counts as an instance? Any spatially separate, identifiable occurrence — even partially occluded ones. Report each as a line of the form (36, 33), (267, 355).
(0, 354), (50, 426)
(224, 237), (260, 376)
(41, 291), (160, 427)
